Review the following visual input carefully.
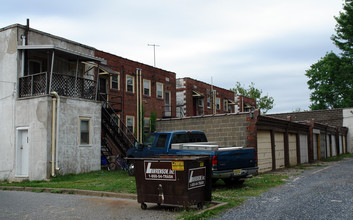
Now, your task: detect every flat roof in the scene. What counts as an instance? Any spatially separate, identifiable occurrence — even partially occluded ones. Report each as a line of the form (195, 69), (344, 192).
(18, 45), (106, 63)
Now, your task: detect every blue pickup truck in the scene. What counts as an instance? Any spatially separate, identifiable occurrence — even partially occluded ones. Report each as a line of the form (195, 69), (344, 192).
(127, 130), (258, 185)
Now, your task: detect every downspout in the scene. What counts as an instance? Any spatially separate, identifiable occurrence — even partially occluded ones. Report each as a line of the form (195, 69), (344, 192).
(50, 91), (60, 176)
(140, 69), (143, 141)
(50, 94), (57, 177)
(136, 69), (140, 142)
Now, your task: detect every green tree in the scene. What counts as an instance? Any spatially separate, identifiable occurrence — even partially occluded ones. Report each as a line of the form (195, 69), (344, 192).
(230, 82), (274, 114)
(331, 0), (353, 58)
(306, 1), (353, 110)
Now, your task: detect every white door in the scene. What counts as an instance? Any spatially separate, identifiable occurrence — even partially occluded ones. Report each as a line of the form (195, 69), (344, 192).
(17, 129), (29, 176)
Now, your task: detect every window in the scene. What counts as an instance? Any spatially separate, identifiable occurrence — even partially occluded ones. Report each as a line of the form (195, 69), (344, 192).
(207, 96), (211, 109)
(198, 98), (204, 107)
(216, 98), (220, 110)
(156, 134), (168, 148)
(126, 116), (134, 133)
(110, 75), (119, 90)
(228, 105), (232, 113)
(79, 117), (90, 145)
(126, 75), (134, 93)
(143, 79), (151, 96)
(224, 100), (228, 111)
(156, 82), (163, 98)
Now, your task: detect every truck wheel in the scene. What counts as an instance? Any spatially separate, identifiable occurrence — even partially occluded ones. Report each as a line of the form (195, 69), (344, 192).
(223, 178), (244, 186)
(128, 162), (134, 176)
(141, 203), (147, 210)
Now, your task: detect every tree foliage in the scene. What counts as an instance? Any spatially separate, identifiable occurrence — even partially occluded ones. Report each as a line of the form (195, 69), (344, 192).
(231, 82), (274, 114)
(306, 1), (353, 110)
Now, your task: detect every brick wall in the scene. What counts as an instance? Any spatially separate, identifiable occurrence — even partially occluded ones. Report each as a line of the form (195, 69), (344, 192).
(156, 113), (254, 147)
(95, 50), (176, 128)
(176, 77), (235, 117)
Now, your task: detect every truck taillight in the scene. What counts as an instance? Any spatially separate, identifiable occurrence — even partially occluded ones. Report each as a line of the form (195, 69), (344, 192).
(212, 155), (218, 170)
(255, 149), (258, 163)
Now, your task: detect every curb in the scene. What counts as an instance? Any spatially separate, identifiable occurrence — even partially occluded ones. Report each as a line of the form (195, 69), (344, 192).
(0, 185), (227, 214)
(0, 186), (137, 200)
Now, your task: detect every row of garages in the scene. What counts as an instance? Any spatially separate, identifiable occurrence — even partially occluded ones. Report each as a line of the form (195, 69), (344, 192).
(156, 112), (349, 174)
(257, 116), (348, 172)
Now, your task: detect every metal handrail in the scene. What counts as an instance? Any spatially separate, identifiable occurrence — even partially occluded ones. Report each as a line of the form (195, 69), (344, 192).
(100, 95), (138, 147)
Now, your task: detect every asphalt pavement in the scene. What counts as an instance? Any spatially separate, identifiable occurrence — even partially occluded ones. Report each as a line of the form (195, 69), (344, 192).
(0, 190), (179, 220)
(215, 158), (353, 220)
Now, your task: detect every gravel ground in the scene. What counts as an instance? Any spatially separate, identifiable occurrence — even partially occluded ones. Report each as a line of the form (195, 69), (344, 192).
(214, 158), (353, 220)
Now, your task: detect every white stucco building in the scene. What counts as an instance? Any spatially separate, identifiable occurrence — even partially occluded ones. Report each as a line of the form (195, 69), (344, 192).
(0, 23), (103, 181)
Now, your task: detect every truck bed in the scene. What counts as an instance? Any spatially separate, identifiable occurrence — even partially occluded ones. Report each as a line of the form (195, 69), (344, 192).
(171, 142), (243, 151)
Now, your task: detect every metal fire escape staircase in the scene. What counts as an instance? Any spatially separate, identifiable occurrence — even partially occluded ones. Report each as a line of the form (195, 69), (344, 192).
(100, 95), (137, 167)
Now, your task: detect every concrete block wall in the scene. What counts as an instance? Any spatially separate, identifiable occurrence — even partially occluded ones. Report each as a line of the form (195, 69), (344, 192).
(156, 113), (253, 147)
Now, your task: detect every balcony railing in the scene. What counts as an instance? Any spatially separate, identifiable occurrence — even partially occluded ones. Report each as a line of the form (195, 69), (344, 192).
(19, 72), (97, 100)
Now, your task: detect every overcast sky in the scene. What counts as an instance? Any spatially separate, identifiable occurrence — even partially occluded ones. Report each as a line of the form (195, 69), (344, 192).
(0, 0), (345, 113)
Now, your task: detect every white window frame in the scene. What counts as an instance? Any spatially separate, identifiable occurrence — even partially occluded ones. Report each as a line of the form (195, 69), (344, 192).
(207, 96), (211, 109)
(110, 75), (120, 90)
(126, 115), (135, 134)
(216, 98), (221, 110)
(143, 79), (151, 96)
(79, 117), (91, 145)
(156, 82), (164, 99)
(126, 75), (134, 93)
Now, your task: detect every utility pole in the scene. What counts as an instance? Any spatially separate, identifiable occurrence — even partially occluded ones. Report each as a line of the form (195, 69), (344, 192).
(148, 44), (159, 67)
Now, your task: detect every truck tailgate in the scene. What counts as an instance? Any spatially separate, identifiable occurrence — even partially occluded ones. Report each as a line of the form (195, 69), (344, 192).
(217, 148), (256, 171)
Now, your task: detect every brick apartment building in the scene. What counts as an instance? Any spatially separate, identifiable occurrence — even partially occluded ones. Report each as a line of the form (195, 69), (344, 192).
(176, 77), (256, 117)
(95, 50), (176, 141)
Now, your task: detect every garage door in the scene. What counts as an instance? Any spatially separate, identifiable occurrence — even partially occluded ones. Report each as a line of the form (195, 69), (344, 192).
(300, 134), (308, 164)
(257, 131), (272, 173)
(275, 132), (285, 169)
(289, 133), (297, 166)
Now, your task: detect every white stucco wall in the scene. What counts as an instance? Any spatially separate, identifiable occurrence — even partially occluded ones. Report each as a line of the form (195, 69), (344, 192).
(1, 24), (101, 181)
(57, 98), (101, 175)
(0, 27), (19, 180)
(343, 108), (353, 153)
(15, 97), (51, 180)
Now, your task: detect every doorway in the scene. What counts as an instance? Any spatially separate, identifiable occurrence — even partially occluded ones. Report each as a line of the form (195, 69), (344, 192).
(16, 128), (29, 177)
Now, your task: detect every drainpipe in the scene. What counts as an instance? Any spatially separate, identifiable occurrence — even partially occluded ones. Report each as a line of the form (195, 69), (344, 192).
(50, 91), (60, 176)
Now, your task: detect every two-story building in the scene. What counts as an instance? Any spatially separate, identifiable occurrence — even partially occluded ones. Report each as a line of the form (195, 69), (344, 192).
(176, 77), (256, 117)
(0, 23), (104, 181)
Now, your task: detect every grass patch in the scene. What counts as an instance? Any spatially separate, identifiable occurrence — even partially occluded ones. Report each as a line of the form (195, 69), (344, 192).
(0, 170), (136, 194)
(32, 188), (44, 193)
(50, 189), (63, 194)
(321, 153), (353, 162)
